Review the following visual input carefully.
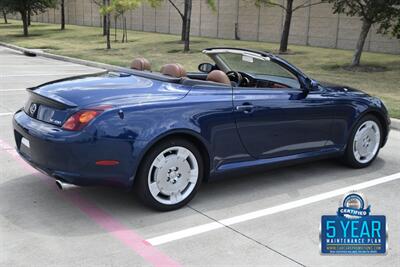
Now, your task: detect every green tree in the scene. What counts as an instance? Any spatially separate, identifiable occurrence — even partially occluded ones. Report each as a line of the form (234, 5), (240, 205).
(255, 0), (325, 53)
(60, 0), (65, 30)
(2, 0), (57, 36)
(2, 9), (7, 24)
(96, 0), (141, 49)
(93, 0), (108, 35)
(99, 0), (112, 49)
(0, 0), (12, 24)
(148, 0), (216, 52)
(112, 0), (141, 43)
(327, 0), (400, 67)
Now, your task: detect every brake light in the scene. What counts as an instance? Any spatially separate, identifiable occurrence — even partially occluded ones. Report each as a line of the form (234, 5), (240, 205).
(62, 106), (112, 131)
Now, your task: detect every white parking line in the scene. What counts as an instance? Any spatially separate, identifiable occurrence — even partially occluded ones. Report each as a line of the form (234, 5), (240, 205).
(146, 172), (400, 246)
(1, 72), (95, 77)
(0, 112), (13, 116)
(0, 89), (26, 92)
(0, 64), (79, 67)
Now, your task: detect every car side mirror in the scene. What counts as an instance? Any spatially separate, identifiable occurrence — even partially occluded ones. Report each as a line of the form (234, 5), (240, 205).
(304, 78), (317, 91)
(198, 63), (214, 73)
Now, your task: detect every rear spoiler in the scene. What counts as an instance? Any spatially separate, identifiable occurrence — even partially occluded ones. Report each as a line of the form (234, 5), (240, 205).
(26, 73), (103, 92)
(26, 90), (77, 110)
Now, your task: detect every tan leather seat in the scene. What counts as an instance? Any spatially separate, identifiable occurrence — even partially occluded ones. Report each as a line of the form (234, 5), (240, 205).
(131, 57), (151, 71)
(160, 63), (187, 78)
(206, 70), (231, 85)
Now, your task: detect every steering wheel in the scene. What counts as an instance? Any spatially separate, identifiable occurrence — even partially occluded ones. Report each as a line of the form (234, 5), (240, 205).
(226, 71), (243, 85)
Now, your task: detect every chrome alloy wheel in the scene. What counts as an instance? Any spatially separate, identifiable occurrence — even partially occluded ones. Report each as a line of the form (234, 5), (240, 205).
(147, 146), (199, 205)
(353, 120), (381, 164)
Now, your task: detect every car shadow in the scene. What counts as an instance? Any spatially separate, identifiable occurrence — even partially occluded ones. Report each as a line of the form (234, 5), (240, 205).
(0, 156), (389, 238)
(190, 158), (387, 212)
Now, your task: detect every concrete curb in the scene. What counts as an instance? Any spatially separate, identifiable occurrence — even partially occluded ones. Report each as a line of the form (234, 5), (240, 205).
(1, 42), (399, 131)
(0, 42), (123, 74)
(391, 118), (400, 131)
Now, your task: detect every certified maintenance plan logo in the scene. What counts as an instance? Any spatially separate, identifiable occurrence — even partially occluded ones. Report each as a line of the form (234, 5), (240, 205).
(320, 191), (387, 255)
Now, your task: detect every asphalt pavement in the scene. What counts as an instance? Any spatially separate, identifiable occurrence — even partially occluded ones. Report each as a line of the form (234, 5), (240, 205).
(0, 46), (399, 267)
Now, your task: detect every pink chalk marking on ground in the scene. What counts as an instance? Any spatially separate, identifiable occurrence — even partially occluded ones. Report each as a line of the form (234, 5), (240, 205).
(0, 138), (182, 267)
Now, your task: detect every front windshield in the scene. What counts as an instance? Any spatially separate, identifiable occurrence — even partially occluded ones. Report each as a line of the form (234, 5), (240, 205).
(218, 53), (296, 80)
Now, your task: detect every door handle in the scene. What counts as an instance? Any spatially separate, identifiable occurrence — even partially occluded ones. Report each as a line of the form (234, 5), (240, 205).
(236, 104), (255, 114)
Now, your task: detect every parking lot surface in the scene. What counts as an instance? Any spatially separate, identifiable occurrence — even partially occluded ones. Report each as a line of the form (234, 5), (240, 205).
(1, 46), (399, 266)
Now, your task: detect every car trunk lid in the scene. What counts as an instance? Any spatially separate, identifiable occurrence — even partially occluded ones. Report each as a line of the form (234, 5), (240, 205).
(24, 73), (189, 127)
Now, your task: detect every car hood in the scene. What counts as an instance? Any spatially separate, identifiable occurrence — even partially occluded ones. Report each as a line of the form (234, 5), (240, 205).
(319, 81), (369, 96)
(32, 74), (189, 108)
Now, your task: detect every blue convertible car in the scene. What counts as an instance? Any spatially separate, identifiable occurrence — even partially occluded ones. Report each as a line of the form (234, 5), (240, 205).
(13, 47), (390, 210)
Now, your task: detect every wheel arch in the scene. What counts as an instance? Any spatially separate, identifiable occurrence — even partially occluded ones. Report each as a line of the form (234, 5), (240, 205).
(133, 129), (212, 187)
(353, 109), (389, 148)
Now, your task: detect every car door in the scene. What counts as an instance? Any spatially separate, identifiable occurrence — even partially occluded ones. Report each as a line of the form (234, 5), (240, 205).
(233, 86), (335, 159)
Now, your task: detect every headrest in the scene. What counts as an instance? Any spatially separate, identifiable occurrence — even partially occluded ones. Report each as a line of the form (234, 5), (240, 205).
(160, 63), (187, 78)
(206, 70), (231, 85)
(131, 57), (151, 71)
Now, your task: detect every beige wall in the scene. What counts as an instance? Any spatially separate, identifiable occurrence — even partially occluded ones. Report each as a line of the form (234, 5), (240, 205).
(13, 0), (400, 54)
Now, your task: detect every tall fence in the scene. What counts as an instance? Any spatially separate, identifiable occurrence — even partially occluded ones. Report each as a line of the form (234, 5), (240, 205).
(11, 0), (400, 54)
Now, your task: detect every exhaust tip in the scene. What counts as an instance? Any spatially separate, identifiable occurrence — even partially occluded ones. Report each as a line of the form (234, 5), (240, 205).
(55, 179), (79, 190)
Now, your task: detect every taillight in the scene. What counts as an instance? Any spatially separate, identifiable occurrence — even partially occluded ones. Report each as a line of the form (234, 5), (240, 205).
(62, 106), (112, 131)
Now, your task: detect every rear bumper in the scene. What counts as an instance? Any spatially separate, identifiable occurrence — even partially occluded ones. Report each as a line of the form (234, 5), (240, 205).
(13, 110), (145, 188)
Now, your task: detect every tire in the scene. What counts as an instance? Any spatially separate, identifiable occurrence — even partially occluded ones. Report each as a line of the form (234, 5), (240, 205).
(134, 138), (204, 211)
(342, 115), (382, 168)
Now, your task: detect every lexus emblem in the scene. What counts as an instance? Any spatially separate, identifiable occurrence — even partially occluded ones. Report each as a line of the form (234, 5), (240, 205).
(29, 103), (37, 115)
